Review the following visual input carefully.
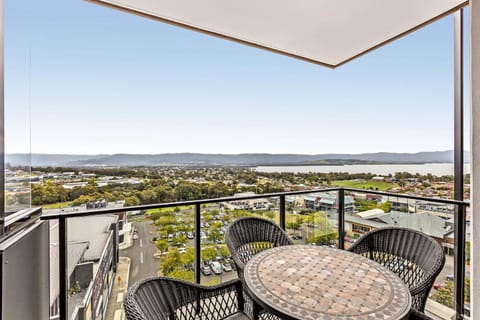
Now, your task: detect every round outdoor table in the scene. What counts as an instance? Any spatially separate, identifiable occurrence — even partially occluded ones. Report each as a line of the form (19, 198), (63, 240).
(244, 245), (411, 320)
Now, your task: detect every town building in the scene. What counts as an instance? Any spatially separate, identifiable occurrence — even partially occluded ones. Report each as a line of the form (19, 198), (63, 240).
(303, 193), (355, 212)
(49, 215), (119, 320)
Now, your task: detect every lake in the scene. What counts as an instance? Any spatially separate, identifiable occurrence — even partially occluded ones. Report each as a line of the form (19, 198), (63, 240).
(255, 163), (471, 176)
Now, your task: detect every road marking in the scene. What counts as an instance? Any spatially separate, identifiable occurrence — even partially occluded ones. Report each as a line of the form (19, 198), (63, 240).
(117, 293), (124, 303)
(140, 252), (144, 264)
(140, 239), (143, 247)
(114, 309), (122, 320)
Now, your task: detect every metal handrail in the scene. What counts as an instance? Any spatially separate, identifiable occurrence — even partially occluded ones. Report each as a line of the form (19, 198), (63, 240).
(40, 187), (469, 220)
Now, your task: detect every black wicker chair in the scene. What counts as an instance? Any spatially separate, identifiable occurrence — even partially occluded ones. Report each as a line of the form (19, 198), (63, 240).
(348, 227), (445, 312)
(225, 217), (293, 280)
(124, 277), (248, 320)
(225, 217), (292, 320)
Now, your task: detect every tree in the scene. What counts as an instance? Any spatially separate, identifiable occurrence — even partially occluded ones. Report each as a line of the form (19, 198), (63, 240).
(208, 225), (223, 244)
(31, 184), (44, 205)
(286, 222), (300, 231)
(172, 234), (188, 247)
(265, 211), (275, 221)
(218, 245), (231, 258)
(149, 209), (163, 221)
(201, 246), (218, 262)
(155, 240), (169, 253)
(125, 196), (140, 206)
(431, 280), (454, 308)
(307, 232), (337, 246)
(431, 278), (470, 308)
(232, 210), (251, 219)
(160, 250), (182, 275)
(139, 189), (157, 204)
(167, 269), (194, 282)
(155, 215), (176, 227)
(181, 247), (195, 267)
(203, 213), (213, 223)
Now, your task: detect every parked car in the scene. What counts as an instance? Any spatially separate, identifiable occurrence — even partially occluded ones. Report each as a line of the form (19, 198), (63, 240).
(167, 234), (173, 242)
(201, 264), (212, 276)
(153, 251), (167, 259)
(187, 232), (194, 239)
(132, 233), (139, 240)
(222, 263), (233, 272)
(209, 261), (222, 275)
(178, 247), (187, 254)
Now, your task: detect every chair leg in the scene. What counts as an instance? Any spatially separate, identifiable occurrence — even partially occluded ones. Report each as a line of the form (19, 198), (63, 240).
(252, 301), (261, 320)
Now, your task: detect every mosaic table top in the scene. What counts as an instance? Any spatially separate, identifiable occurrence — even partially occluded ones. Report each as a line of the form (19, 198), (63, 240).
(244, 245), (411, 320)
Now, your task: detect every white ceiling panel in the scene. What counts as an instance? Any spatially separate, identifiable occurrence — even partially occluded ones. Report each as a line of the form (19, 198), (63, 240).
(88, 0), (468, 67)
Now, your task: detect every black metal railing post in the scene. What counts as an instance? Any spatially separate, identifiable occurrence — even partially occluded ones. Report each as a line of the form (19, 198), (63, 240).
(195, 203), (201, 285)
(454, 203), (466, 319)
(338, 189), (345, 250)
(453, 9), (466, 319)
(59, 216), (68, 320)
(0, 0), (5, 237)
(279, 195), (286, 230)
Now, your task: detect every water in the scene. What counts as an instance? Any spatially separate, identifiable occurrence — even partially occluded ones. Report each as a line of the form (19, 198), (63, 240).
(255, 163), (471, 176)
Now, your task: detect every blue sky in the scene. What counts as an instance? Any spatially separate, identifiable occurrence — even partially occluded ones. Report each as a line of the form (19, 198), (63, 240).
(5, 1), (469, 155)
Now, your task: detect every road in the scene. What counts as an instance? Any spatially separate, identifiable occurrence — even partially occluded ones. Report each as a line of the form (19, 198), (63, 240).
(121, 219), (238, 287)
(121, 221), (159, 286)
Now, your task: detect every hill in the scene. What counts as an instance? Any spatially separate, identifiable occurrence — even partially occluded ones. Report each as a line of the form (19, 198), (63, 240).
(5, 150), (469, 167)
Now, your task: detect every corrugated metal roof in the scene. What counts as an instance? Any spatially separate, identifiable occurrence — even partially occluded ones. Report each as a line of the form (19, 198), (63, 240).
(356, 208), (387, 219)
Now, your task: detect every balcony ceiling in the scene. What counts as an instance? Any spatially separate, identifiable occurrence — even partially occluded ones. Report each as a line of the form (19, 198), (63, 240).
(89, 0), (467, 67)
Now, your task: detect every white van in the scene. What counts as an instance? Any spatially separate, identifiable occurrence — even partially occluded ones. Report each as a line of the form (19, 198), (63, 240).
(210, 261), (222, 275)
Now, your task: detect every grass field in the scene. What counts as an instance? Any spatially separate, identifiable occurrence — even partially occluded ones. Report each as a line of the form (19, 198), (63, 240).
(42, 201), (72, 209)
(332, 180), (398, 191)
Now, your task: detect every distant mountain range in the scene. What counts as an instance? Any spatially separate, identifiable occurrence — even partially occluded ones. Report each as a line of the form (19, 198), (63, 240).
(5, 150), (470, 168)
